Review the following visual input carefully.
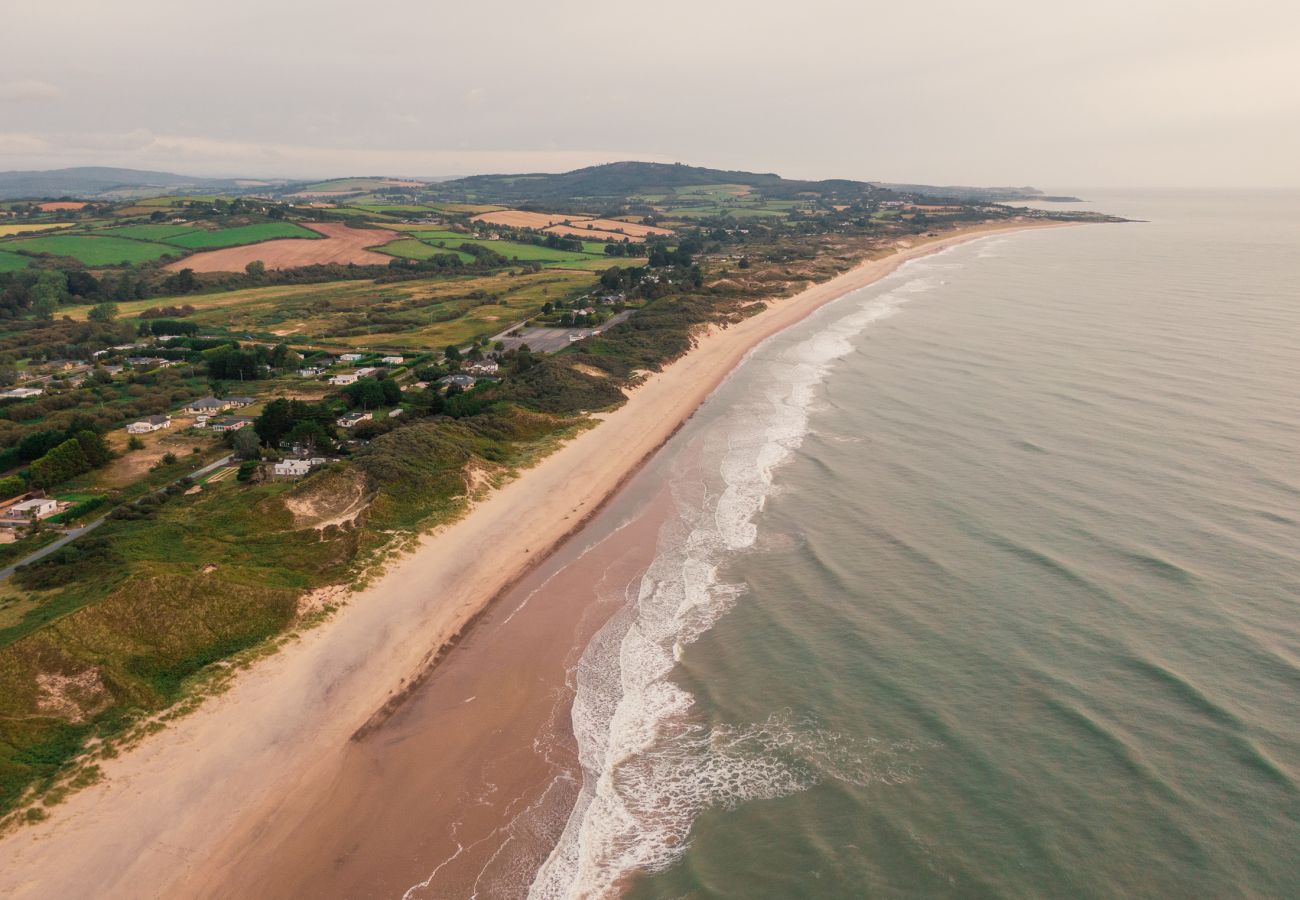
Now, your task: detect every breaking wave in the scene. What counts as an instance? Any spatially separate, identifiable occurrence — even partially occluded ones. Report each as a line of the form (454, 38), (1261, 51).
(529, 261), (949, 898)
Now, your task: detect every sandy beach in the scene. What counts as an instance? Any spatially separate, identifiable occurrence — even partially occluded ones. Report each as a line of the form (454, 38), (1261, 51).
(0, 220), (1062, 899)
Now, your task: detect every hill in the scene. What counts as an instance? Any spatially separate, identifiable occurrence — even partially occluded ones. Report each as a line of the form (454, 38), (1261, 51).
(0, 167), (281, 201)
(427, 161), (899, 205)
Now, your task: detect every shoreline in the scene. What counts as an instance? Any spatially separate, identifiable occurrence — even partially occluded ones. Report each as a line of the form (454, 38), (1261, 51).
(0, 219), (1068, 899)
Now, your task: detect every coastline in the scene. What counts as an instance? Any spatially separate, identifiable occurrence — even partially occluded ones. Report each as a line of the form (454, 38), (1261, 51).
(0, 219), (1067, 899)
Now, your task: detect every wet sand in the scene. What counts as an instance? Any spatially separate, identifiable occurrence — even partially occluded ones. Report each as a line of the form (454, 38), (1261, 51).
(0, 221), (1064, 900)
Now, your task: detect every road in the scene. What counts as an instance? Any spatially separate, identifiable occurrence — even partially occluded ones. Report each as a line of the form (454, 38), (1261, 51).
(0, 454), (233, 581)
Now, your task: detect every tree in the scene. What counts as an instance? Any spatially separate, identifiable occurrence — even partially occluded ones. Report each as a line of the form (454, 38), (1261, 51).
(161, 268), (198, 295)
(285, 419), (331, 454)
(444, 345), (461, 362)
(127, 435), (145, 451)
(32, 297), (57, 321)
(88, 302), (119, 322)
(0, 475), (24, 498)
(380, 378), (402, 405)
(29, 438), (91, 488)
(231, 427), (261, 460)
(245, 260), (266, 278)
(74, 430), (112, 468)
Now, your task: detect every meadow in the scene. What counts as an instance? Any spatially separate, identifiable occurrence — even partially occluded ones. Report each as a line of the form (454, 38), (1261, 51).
(162, 222), (320, 249)
(0, 251), (30, 272)
(375, 239), (476, 264)
(101, 223), (199, 241)
(3, 234), (180, 266)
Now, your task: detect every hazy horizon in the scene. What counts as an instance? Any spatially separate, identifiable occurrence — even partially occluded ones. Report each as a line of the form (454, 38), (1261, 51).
(2, 0), (1298, 189)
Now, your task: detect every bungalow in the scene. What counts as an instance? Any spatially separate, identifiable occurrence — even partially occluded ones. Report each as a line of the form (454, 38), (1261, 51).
(388, 408), (404, 418)
(355, 366), (378, 378)
(339, 353), (364, 362)
(380, 355), (404, 365)
(336, 411), (373, 428)
(125, 357), (172, 368)
(0, 387), (43, 399)
(329, 372), (359, 386)
(208, 416), (254, 433)
(298, 367), (323, 378)
(272, 458), (323, 478)
(8, 498), (58, 521)
(438, 374), (476, 389)
(467, 360), (499, 375)
(126, 415), (171, 434)
(224, 396), (255, 409)
(186, 397), (228, 414)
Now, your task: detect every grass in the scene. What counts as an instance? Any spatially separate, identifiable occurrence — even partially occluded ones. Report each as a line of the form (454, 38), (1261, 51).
(375, 239), (476, 264)
(0, 251), (30, 272)
(102, 224), (199, 241)
(2, 235), (180, 266)
(0, 223), (76, 238)
(162, 222), (320, 250)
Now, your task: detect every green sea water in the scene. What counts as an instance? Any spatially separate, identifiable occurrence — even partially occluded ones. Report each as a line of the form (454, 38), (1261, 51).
(530, 192), (1300, 899)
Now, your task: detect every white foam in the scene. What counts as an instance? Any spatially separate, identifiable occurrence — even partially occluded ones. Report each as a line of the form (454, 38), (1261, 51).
(528, 266), (947, 899)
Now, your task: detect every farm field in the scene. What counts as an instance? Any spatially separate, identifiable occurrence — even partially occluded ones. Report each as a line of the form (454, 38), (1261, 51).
(670, 205), (788, 218)
(164, 222), (399, 272)
(471, 210), (583, 230)
(68, 268), (594, 349)
(541, 223), (644, 242)
(0, 222), (76, 237)
(374, 239), (476, 264)
(99, 223), (199, 241)
(0, 251), (29, 272)
(3, 234), (180, 266)
(163, 222), (320, 249)
(442, 238), (618, 267)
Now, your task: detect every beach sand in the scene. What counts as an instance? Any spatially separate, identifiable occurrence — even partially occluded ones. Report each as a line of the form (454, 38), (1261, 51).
(0, 221), (1063, 899)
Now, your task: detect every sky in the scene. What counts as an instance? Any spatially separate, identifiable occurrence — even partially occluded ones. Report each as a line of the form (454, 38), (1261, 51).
(2, 0), (1298, 189)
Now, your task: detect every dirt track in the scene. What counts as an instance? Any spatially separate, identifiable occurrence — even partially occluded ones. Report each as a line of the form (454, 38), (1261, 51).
(164, 222), (399, 272)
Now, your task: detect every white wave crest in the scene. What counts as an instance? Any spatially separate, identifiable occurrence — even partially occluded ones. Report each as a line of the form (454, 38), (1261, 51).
(529, 269), (944, 899)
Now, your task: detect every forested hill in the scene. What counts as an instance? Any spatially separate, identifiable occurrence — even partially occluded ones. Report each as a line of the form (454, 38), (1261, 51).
(428, 161), (900, 205)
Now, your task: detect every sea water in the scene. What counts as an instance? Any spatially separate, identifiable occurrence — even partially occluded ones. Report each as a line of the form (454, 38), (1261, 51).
(530, 191), (1300, 898)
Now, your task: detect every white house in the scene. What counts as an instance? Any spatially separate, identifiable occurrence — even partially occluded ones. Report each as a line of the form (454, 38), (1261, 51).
(273, 459), (313, 477)
(9, 498), (58, 520)
(380, 355), (404, 365)
(355, 367), (378, 378)
(127, 415), (171, 434)
(467, 360), (499, 375)
(329, 372), (359, 386)
(0, 387), (44, 399)
(298, 367), (323, 378)
(336, 411), (373, 428)
(339, 353), (364, 362)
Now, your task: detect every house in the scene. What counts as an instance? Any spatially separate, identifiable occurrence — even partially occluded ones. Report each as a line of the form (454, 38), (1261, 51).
(467, 360), (499, 375)
(439, 374), (476, 389)
(388, 408), (404, 418)
(339, 353), (364, 362)
(380, 355), (404, 365)
(273, 458), (317, 478)
(126, 415), (171, 434)
(298, 367), (323, 378)
(186, 397), (228, 414)
(336, 411), (373, 428)
(193, 414), (211, 428)
(329, 372), (359, 386)
(0, 387), (44, 399)
(208, 416), (254, 433)
(224, 396), (255, 409)
(8, 498), (58, 521)
(125, 357), (172, 368)
(355, 367), (378, 378)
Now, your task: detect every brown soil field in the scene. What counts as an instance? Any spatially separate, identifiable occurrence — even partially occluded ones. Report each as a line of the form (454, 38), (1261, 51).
(471, 210), (584, 229)
(287, 190), (360, 199)
(542, 223), (645, 243)
(164, 222), (400, 273)
(36, 201), (87, 211)
(573, 217), (672, 237)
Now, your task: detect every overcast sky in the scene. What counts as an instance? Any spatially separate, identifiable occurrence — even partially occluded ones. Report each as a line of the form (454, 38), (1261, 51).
(2, 0), (1297, 188)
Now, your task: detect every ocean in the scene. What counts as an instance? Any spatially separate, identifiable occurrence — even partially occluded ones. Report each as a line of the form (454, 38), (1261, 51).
(527, 191), (1300, 898)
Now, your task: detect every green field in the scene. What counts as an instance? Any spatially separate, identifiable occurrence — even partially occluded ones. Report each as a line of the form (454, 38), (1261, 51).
(671, 205), (788, 219)
(438, 238), (605, 266)
(375, 239), (476, 264)
(163, 222), (320, 249)
(347, 204), (439, 214)
(103, 223), (199, 241)
(3, 234), (180, 266)
(0, 251), (30, 272)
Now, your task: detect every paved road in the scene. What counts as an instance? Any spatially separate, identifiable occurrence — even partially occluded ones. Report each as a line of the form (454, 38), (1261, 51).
(0, 454), (233, 581)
